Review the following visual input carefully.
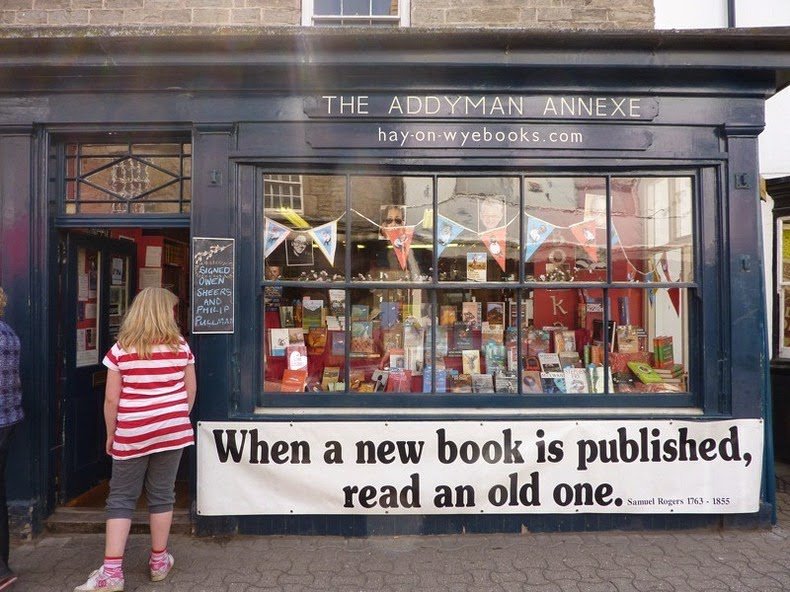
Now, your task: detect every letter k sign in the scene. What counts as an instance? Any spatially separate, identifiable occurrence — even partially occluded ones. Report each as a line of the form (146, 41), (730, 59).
(550, 295), (567, 316)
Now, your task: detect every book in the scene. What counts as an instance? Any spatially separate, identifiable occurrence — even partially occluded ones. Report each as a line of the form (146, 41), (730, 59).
(329, 330), (346, 356)
(405, 345), (425, 374)
(371, 369), (389, 391)
(321, 366), (341, 390)
(306, 327), (328, 355)
(481, 322), (504, 346)
(471, 373), (494, 393)
(389, 348), (405, 370)
(351, 304), (370, 321)
(436, 326), (450, 357)
(616, 325), (640, 353)
(348, 368), (366, 391)
(280, 368), (308, 392)
(403, 319), (425, 347)
(653, 336), (675, 368)
(380, 301), (399, 329)
(381, 325), (404, 352)
(522, 370), (543, 394)
(288, 327), (305, 344)
(553, 329), (577, 353)
(423, 366), (448, 393)
(450, 373), (473, 393)
(269, 328), (289, 356)
(328, 289), (346, 317)
(525, 327), (551, 355)
(558, 351), (581, 369)
(563, 367), (589, 393)
(453, 323), (474, 351)
(537, 352), (563, 376)
(627, 361), (665, 384)
(350, 321), (374, 353)
(540, 374), (566, 394)
(440, 305), (458, 326)
(592, 319), (617, 352)
(587, 365), (612, 394)
(462, 301), (482, 329)
(484, 343), (507, 374)
(302, 299), (324, 330)
(486, 302), (505, 325)
(461, 349), (481, 374)
(617, 296), (631, 325)
(286, 344), (308, 370)
(279, 306), (295, 328)
(386, 369), (412, 392)
(466, 252), (488, 282)
(653, 364), (684, 378)
(494, 371), (518, 394)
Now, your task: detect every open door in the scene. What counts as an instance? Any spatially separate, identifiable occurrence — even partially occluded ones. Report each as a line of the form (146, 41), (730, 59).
(59, 232), (137, 502)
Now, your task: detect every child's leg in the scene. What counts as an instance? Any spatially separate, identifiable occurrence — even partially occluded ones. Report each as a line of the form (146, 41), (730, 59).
(144, 449), (183, 552)
(106, 456), (147, 557)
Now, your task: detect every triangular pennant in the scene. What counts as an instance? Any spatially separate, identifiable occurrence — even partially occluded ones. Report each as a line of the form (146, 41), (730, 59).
(611, 224), (621, 246)
(263, 218), (291, 258)
(382, 226), (415, 270)
(480, 226), (507, 272)
(569, 219), (599, 262)
(436, 215), (465, 257)
(645, 271), (656, 306)
(524, 216), (555, 262)
(308, 221), (337, 266)
(668, 287), (681, 316)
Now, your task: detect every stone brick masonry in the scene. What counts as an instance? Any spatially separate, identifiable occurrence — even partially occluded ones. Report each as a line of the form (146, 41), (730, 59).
(0, 0), (653, 29)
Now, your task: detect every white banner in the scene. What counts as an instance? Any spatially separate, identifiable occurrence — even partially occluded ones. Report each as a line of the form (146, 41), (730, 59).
(197, 419), (763, 516)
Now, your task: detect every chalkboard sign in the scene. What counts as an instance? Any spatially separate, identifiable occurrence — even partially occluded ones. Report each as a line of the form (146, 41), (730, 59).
(192, 237), (235, 334)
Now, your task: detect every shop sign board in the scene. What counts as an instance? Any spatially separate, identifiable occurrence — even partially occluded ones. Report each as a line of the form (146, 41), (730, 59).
(197, 419), (763, 516)
(192, 237), (235, 334)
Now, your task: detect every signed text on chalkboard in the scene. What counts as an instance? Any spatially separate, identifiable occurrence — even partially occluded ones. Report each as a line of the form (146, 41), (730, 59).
(192, 237), (235, 334)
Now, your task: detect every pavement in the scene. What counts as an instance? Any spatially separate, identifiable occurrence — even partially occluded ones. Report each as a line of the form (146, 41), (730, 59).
(8, 471), (790, 592)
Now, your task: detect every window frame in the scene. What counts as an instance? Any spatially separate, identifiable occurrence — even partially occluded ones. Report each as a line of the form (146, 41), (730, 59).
(253, 165), (710, 413)
(301, 0), (411, 26)
(777, 216), (790, 358)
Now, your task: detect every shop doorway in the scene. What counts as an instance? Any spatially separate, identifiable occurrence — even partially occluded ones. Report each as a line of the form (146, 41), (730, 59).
(56, 227), (191, 511)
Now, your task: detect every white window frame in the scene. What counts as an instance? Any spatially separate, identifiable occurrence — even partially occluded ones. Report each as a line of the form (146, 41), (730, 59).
(302, 0), (410, 26)
(264, 174), (304, 214)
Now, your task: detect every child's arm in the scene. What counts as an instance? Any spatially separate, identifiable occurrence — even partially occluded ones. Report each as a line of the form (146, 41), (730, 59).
(185, 364), (197, 413)
(104, 369), (122, 455)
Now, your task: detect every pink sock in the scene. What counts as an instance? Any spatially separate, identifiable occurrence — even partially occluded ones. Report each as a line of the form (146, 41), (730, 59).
(150, 548), (168, 566)
(102, 556), (123, 579)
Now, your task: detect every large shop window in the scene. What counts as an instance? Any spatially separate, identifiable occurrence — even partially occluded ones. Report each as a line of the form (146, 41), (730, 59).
(260, 174), (695, 406)
(778, 217), (790, 358)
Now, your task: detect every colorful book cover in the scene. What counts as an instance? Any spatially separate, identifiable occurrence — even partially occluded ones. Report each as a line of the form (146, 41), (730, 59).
(471, 373), (494, 393)
(405, 345), (425, 374)
(461, 349), (481, 374)
(453, 323), (474, 351)
(540, 374), (566, 394)
(280, 368), (308, 392)
(328, 289), (346, 317)
(436, 326), (450, 357)
(461, 301), (482, 329)
(553, 329), (577, 353)
(563, 367), (589, 393)
(481, 322), (504, 346)
(588, 365), (613, 393)
(486, 301), (505, 325)
(329, 330), (346, 356)
(302, 299), (324, 330)
(522, 370), (543, 394)
(381, 325), (404, 352)
(525, 327), (551, 355)
(350, 321), (374, 353)
(389, 348), (405, 370)
(653, 336), (675, 368)
(380, 301), (399, 329)
(269, 328), (289, 356)
(385, 369), (412, 392)
(321, 366), (341, 390)
(616, 325), (640, 353)
(450, 373), (473, 393)
(440, 305), (458, 326)
(278, 306), (295, 328)
(558, 351), (581, 369)
(484, 343), (506, 373)
(288, 327), (305, 344)
(494, 371), (518, 394)
(306, 327), (328, 355)
(371, 369), (389, 391)
(627, 361), (665, 384)
(423, 365), (448, 393)
(285, 344), (308, 370)
(466, 252), (487, 282)
(351, 304), (370, 321)
(403, 318), (425, 347)
(537, 352), (563, 376)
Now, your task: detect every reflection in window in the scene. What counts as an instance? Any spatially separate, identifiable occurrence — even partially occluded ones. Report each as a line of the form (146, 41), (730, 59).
(264, 174), (303, 213)
(307, 0), (408, 25)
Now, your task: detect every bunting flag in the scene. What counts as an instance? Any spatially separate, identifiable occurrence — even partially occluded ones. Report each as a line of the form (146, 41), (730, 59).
(381, 226), (415, 270)
(263, 217), (291, 258)
(645, 271), (657, 306)
(569, 219), (599, 263)
(308, 220), (338, 266)
(524, 216), (555, 262)
(480, 226), (507, 271)
(611, 224), (621, 246)
(436, 214), (466, 257)
(655, 253), (681, 316)
(668, 287), (681, 316)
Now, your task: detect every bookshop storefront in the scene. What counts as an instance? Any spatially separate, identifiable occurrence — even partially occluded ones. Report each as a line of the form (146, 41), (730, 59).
(2, 28), (789, 535)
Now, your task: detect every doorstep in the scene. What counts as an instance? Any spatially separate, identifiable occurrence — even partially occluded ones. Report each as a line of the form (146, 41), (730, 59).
(45, 508), (192, 535)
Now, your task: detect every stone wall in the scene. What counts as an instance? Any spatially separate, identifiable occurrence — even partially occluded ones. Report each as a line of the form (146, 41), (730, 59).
(0, 0), (653, 29)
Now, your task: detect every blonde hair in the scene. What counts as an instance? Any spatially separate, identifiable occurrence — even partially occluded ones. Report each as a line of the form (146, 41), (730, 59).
(0, 287), (6, 318)
(117, 287), (181, 359)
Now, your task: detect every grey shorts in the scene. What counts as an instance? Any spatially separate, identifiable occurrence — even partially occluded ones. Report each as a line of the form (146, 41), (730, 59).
(106, 448), (184, 520)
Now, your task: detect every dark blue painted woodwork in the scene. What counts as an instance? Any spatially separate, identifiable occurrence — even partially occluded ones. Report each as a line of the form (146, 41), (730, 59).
(0, 29), (785, 535)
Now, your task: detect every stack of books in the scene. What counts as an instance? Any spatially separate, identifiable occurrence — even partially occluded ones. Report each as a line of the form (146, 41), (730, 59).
(652, 364), (684, 384)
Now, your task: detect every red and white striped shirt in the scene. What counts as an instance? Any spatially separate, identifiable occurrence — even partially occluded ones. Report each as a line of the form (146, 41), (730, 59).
(103, 340), (195, 460)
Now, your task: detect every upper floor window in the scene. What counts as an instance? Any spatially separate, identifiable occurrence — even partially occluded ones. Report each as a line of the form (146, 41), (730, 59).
(302, 0), (410, 26)
(62, 139), (191, 215)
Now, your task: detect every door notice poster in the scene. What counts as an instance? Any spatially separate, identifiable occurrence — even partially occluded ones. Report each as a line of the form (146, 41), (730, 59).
(197, 419), (763, 516)
(192, 237), (234, 334)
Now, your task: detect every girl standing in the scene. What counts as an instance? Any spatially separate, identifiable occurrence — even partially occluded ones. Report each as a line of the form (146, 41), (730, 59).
(75, 287), (196, 592)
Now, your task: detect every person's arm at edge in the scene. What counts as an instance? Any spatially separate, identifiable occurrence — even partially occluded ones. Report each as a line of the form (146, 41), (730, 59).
(104, 369), (122, 455)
